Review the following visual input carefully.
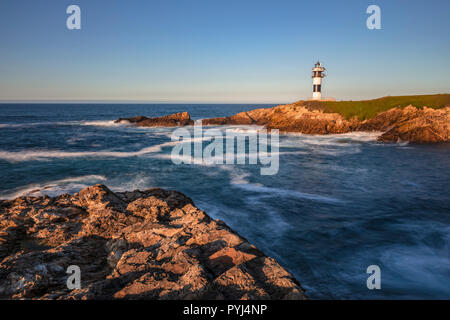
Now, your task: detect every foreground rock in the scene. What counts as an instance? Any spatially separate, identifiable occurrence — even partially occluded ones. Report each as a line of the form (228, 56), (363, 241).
(203, 104), (450, 143)
(115, 112), (194, 127)
(0, 185), (306, 300)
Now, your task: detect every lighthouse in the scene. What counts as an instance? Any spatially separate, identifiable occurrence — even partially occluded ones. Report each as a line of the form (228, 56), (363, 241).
(311, 61), (326, 100)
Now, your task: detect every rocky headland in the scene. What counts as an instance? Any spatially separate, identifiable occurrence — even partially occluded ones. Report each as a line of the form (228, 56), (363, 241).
(117, 98), (450, 143)
(203, 103), (450, 143)
(0, 185), (305, 300)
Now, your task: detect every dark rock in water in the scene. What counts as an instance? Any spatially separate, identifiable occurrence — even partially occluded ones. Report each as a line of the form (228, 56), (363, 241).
(116, 112), (194, 127)
(0, 185), (306, 300)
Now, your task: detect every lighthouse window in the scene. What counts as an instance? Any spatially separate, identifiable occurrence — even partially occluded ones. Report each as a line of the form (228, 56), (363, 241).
(313, 85), (321, 92)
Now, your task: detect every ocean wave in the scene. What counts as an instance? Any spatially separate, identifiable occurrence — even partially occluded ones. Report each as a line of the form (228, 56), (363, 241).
(78, 120), (127, 127)
(155, 153), (201, 164)
(0, 136), (214, 162)
(0, 141), (179, 162)
(279, 131), (382, 148)
(155, 151), (289, 166)
(312, 146), (362, 156)
(0, 119), (129, 129)
(196, 198), (291, 242)
(0, 122), (53, 128)
(107, 173), (154, 193)
(0, 123), (24, 128)
(224, 166), (344, 204)
(220, 125), (265, 133)
(0, 175), (107, 199)
(231, 182), (345, 204)
(369, 242), (450, 298)
(0, 174), (157, 200)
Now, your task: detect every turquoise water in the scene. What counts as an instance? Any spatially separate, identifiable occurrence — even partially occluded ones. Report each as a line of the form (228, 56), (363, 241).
(0, 103), (449, 299)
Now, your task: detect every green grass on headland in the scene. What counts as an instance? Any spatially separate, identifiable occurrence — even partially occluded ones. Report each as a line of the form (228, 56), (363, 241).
(297, 94), (450, 120)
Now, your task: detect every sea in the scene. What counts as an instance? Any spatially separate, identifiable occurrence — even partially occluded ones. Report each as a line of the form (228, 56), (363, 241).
(0, 103), (449, 299)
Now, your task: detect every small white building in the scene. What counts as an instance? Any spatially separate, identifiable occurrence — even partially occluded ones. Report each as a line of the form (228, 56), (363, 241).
(311, 61), (326, 100)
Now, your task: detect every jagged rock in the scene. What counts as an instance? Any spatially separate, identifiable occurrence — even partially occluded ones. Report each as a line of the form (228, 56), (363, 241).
(116, 112), (194, 127)
(202, 104), (450, 143)
(371, 106), (450, 143)
(203, 104), (358, 134)
(0, 185), (306, 300)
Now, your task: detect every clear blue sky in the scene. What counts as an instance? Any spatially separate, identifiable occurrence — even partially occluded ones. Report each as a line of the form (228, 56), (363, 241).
(0, 0), (449, 103)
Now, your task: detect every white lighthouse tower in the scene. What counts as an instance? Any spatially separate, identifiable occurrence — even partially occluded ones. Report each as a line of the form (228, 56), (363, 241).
(311, 61), (326, 100)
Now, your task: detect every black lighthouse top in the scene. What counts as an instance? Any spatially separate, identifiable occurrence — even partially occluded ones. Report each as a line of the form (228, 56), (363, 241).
(312, 61), (326, 78)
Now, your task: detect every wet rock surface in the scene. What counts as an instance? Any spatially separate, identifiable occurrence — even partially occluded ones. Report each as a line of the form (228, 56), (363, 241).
(0, 185), (306, 300)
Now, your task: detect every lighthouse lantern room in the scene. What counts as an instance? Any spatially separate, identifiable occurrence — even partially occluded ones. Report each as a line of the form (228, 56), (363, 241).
(312, 61), (326, 100)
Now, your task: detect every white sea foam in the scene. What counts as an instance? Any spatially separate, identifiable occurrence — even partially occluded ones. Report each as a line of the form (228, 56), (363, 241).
(0, 122), (54, 128)
(0, 123), (23, 128)
(229, 170), (252, 185)
(155, 153), (204, 165)
(396, 141), (410, 147)
(279, 131), (382, 148)
(78, 120), (125, 127)
(107, 174), (154, 193)
(0, 175), (107, 199)
(0, 119), (129, 129)
(282, 130), (382, 140)
(232, 183), (345, 204)
(0, 135), (215, 162)
(0, 141), (180, 162)
(225, 166), (344, 204)
(197, 198), (291, 242)
(0, 174), (157, 199)
(313, 146), (362, 156)
(222, 125), (265, 133)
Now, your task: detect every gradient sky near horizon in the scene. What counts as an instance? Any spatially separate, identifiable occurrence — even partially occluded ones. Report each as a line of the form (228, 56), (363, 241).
(0, 0), (449, 103)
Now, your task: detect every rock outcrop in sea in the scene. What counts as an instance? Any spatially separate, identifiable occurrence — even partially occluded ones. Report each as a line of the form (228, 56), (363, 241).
(115, 112), (194, 127)
(118, 102), (449, 143)
(0, 185), (306, 300)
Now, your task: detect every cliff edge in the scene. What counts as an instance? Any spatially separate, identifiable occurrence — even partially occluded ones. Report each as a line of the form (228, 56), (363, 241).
(0, 185), (306, 300)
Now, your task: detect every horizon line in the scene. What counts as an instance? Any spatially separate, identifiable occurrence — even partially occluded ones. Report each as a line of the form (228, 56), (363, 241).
(0, 93), (448, 105)
(0, 100), (286, 105)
